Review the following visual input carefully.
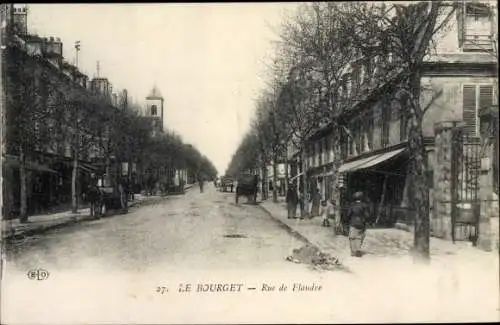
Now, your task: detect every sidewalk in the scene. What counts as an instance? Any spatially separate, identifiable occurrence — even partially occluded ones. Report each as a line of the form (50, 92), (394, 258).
(1, 188), (190, 241)
(260, 198), (494, 263)
(2, 183), (198, 240)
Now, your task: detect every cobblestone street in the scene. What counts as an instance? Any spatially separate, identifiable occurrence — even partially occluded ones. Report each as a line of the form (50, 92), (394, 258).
(3, 185), (499, 324)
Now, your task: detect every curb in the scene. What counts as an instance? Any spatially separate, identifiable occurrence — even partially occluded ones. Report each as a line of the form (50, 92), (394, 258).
(258, 204), (328, 254)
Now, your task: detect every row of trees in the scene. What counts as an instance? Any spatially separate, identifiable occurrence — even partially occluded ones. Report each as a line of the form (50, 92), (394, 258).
(228, 1), (461, 261)
(4, 32), (217, 221)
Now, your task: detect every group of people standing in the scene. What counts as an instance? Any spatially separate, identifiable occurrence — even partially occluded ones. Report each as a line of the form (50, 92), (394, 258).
(285, 184), (370, 257)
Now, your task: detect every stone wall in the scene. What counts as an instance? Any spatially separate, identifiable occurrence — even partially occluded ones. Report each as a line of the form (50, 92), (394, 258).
(477, 106), (499, 251)
(432, 121), (462, 239)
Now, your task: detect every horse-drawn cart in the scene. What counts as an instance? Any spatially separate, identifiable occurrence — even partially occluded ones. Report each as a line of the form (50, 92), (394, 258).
(97, 173), (128, 215)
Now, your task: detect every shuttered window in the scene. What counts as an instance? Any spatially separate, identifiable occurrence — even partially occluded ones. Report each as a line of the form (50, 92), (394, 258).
(479, 85), (493, 110)
(462, 85), (477, 136)
(463, 85), (494, 136)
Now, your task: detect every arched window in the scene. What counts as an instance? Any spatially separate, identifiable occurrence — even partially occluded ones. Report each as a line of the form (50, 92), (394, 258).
(151, 105), (158, 116)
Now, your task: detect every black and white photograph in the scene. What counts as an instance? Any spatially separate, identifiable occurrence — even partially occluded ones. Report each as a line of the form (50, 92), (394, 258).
(0, 2), (499, 324)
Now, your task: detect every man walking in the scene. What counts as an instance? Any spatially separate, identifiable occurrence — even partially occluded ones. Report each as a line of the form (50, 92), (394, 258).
(346, 191), (370, 257)
(198, 175), (204, 193)
(286, 183), (298, 219)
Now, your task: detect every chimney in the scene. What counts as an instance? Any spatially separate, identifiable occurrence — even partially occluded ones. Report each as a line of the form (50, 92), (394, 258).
(12, 4), (27, 36)
(44, 35), (63, 57)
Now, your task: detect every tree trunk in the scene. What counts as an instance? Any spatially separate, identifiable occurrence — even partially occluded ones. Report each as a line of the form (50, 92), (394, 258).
(330, 127), (342, 223)
(19, 148), (28, 223)
(71, 152), (78, 213)
(284, 155), (289, 195)
(407, 73), (430, 263)
(261, 164), (267, 201)
(272, 153), (278, 203)
(301, 145), (309, 217)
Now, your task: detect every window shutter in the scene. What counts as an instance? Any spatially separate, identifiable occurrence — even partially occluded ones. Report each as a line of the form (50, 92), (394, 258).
(462, 85), (477, 136)
(479, 85), (493, 110)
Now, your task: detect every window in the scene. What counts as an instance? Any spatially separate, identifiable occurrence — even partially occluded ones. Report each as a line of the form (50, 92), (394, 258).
(351, 65), (361, 91)
(345, 74), (352, 98)
(348, 121), (355, 156)
(359, 65), (366, 87)
(391, 98), (401, 121)
(462, 3), (493, 51)
(400, 108), (408, 141)
(325, 136), (332, 163)
(365, 58), (374, 82)
(463, 84), (494, 136)
(318, 141), (323, 166)
(365, 114), (374, 151)
(151, 104), (158, 116)
(355, 119), (363, 154)
(381, 102), (390, 147)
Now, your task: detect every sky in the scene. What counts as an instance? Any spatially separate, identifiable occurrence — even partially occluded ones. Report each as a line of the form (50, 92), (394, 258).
(26, 3), (299, 175)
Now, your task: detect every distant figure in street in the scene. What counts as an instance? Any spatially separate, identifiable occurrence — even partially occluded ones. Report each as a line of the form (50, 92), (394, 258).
(309, 186), (321, 218)
(286, 183), (298, 219)
(198, 176), (204, 193)
(298, 189), (305, 219)
(87, 173), (102, 219)
(346, 191), (371, 257)
(321, 200), (333, 227)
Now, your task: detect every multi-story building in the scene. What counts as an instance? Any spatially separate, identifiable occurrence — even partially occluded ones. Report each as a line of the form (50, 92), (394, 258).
(1, 4), (126, 217)
(300, 1), (497, 238)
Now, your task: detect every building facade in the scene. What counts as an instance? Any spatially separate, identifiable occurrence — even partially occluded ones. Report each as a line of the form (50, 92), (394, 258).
(1, 4), (127, 217)
(300, 1), (497, 241)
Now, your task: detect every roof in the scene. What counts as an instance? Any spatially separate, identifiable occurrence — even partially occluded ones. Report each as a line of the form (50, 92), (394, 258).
(146, 85), (163, 99)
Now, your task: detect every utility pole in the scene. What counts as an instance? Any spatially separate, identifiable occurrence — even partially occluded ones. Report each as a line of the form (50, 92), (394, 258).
(96, 60), (100, 78)
(74, 40), (80, 68)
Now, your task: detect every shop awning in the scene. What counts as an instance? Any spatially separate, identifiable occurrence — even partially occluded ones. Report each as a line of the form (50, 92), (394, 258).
(289, 172), (304, 181)
(339, 148), (406, 173)
(3, 155), (58, 174)
(80, 163), (99, 173)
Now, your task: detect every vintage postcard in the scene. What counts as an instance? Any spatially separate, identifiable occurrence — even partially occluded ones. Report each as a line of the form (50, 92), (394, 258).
(1, 2), (499, 324)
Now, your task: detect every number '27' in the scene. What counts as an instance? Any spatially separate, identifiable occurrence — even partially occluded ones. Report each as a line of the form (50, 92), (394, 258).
(156, 286), (168, 294)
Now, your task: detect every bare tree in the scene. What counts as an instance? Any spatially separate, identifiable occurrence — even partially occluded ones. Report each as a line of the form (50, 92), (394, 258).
(253, 88), (290, 203)
(341, 1), (458, 262)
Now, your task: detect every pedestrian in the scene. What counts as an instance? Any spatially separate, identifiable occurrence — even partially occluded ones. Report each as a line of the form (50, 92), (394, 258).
(286, 183), (298, 219)
(310, 186), (320, 218)
(198, 175), (204, 193)
(346, 191), (371, 257)
(298, 189), (305, 219)
(320, 200), (330, 227)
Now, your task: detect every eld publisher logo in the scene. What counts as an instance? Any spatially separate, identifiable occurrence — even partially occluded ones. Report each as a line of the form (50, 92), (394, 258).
(27, 268), (49, 281)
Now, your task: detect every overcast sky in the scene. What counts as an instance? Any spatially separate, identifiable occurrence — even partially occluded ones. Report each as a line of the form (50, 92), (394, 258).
(27, 3), (299, 175)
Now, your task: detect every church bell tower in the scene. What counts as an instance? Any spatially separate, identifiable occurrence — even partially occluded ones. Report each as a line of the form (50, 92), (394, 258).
(145, 85), (164, 135)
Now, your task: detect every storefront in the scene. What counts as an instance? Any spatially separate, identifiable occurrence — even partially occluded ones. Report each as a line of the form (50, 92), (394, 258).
(338, 147), (410, 227)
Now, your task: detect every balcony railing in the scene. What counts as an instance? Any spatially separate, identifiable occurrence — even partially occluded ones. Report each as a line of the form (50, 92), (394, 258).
(463, 34), (494, 52)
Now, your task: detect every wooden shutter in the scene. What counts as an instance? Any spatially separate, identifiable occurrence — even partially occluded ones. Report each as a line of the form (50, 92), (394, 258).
(462, 85), (477, 136)
(479, 85), (493, 110)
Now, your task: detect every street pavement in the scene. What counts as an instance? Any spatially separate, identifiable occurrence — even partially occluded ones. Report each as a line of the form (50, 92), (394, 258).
(2, 183), (499, 324)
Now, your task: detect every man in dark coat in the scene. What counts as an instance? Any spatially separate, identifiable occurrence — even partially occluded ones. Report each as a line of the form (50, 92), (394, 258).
(87, 173), (102, 219)
(346, 191), (371, 257)
(286, 183), (299, 219)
